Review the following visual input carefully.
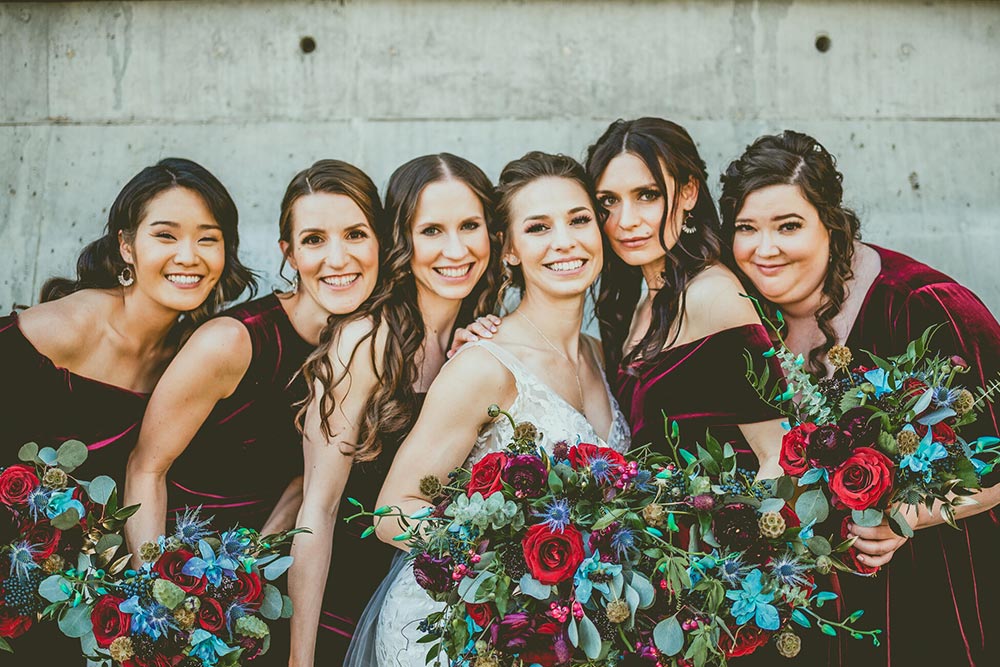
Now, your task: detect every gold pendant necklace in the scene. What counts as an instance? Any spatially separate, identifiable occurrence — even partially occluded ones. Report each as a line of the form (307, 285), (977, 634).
(517, 310), (585, 411)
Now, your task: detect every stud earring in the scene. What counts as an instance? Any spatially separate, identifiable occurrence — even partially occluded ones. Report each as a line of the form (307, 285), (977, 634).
(681, 211), (697, 235)
(118, 265), (135, 287)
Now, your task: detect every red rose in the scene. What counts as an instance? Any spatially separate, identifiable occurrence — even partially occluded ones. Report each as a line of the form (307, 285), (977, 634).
(720, 624), (770, 657)
(519, 621), (566, 667)
(568, 443), (626, 471)
(830, 447), (894, 511)
(467, 452), (507, 497)
(0, 604), (33, 639)
(153, 549), (206, 594)
(780, 423), (817, 476)
(840, 517), (880, 575)
(466, 602), (495, 628)
(232, 569), (264, 607)
(902, 378), (929, 402)
(915, 422), (957, 445)
(197, 597), (226, 633)
(522, 523), (585, 585)
(91, 595), (130, 648)
(0, 465), (40, 507)
(24, 521), (62, 560)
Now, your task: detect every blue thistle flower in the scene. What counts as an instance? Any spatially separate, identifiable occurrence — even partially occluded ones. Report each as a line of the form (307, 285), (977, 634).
(219, 530), (252, 561)
(632, 469), (655, 493)
(174, 507), (213, 546)
(539, 499), (572, 533)
(225, 600), (252, 634)
(610, 527), (636, 559)
(26, 487), (52, 522)
(931, 386), (961, 409)
(718, 555), (752, 586)
(120, 596), (177, 640)
(8, 541), (41, 581)
(587, 452), (620, 485)
(769, 553), (810, 588)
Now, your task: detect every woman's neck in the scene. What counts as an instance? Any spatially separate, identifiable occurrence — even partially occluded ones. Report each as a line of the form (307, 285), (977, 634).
(115, 290), (182, 353)
(281, 290), (333, 346)
(417, 288), (463, 353)
(641, 257), (666, 292)
(515, 290), (585, 355)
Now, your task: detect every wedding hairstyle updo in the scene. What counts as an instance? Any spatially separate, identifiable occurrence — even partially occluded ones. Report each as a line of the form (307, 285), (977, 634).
(41, 158), (256, 325)
(586, 118), (723, 373)
(719, 130), (861, 374)
(494, 151), (601, 301)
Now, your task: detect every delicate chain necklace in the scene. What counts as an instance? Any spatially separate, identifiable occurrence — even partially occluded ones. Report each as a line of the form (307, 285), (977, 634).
(517, 310), (585, 411)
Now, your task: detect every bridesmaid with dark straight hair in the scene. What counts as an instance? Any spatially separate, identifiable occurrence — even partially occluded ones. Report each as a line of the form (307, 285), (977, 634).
(1, 157), (254, 663)
(719, 129), (1000, 667)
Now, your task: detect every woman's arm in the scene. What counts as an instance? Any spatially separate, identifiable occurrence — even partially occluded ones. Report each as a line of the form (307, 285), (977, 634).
(375, 346), (514, 549)
(260, 475), (304, 535)
(287, 320), (384, 667)
(737, 420), (785, 479)
(123, 318), (250, 561)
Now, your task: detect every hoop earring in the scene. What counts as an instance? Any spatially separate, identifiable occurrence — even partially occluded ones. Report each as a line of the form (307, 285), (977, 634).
(291, 271), (300, 293)
(118, 265), (135, 287)
(681, 211), (696, 235)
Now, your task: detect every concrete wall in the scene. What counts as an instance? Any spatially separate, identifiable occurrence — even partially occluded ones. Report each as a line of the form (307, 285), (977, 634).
(2, 0), (999, 315)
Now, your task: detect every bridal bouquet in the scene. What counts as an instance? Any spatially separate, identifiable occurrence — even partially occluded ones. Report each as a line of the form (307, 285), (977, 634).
(351, 407), (876, 667)
(46, 509), (298, 666)
(749, 323), (1000, 569)
(0, 440), (137, 654)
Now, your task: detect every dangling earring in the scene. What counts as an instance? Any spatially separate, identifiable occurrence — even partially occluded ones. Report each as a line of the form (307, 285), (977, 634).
(681, 211), (697, 235)
(118, 265), (135, 287)
(291, 271), (300, 293)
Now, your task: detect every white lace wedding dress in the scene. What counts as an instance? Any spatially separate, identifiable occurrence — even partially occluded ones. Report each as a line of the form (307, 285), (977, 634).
(370, 338), (631, 667)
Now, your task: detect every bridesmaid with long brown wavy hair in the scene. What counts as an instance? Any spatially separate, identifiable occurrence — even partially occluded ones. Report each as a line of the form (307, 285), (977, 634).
(287, 153), (500, 666)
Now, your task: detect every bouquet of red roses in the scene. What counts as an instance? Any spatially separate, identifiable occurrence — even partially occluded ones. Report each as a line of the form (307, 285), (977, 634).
(749, 324), (1000, 571)
(350, 407), (875, 667)
(47, 509), (299, 666)
(0, 439), (136, 654)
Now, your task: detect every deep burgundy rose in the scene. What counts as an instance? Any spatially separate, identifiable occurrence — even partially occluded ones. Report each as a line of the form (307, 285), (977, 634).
(714, 504), (770, 560)
(840, 517), (880, 575)
(901, 378), (929, 402)
(720, 624), (770, 658)
(91, 595), (130, 648)
(519, 621), (568, 667)
(124, 653), (174, 667)
(830, 447), (894, 511)
(780, 423), (817, 476)
(838, 407), (880, 448)
(0, 465), (40, 507)
(466, 602), (495, 628)
(807, 424), (852, 468)
(23, 521), (62, 560)
(0, 604), (33, 639)
(197, 597), (225, 632)
(412, 552), (454, 594)
(502, 455), (548, 498)
(232, 569), (264, 607)
(236, 635), (267, 661)
(915, 422), (958, 445)
(467, 452), (507, 497)
(522, 524), (585, 585)
(153, 549), (206, 594)
(490, 612), (533, 651)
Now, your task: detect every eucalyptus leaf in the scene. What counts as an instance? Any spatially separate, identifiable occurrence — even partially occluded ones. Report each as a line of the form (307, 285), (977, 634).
(95, 533), (123, 555)
(39, 575), (71, 602)
(547, 469), (563, 494)
(518, 573), (552, 600)
(913, 389), (934, 415)
(281, 594), (294, 619)
(795, 489), (830, 525)
(806, 536), (832, 556)
(653, 615), (684, 656)
(38, 447), (58, 466)
(759, 498), (785, 514)
(630, 572), (655, 608)
(51, 507), (81, 531)
(624, 583), (640, 626)
(917, 407), (957, 426)
(798, 467), (826, 486)
(87, 476), (117, 505)
(851, 509), (884, 528)
(567, 616), (579, 647)
(260, 584), (283, 620)
(58, 602), (93, 638)
(262, 555), (294, 581)
(56, 439), (89, 471)
(17, 442), (39, 463)
(578, 613), (602, 659)
(459, 568), (494, 603)
(774, 475), (796, 501)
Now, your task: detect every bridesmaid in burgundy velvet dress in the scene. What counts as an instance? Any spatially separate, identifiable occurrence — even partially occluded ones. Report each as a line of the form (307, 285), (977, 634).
(1, 158), (253, 663)
(720, 129), (1000, 666)
(123, 160), (385, 665)
(582, 118), (786, 482)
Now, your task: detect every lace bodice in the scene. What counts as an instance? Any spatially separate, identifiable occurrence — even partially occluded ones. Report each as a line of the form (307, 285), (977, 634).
(465, 339), (630, 464)
(370, 337), (630, 667)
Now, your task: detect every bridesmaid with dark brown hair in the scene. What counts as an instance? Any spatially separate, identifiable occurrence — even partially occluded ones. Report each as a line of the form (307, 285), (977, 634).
(719, 129), (1000, 666)
(1, 157), (254, 663)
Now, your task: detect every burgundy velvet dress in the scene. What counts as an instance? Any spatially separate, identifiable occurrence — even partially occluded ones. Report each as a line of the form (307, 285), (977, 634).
(615, 323), (784, 474)
(165, 294), (310, 531)
(832, 245), (1000, 667)
(1, 312), (150, 664)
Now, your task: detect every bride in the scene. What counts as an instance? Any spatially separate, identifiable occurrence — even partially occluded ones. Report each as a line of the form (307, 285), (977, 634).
(363, 151), (631, 666)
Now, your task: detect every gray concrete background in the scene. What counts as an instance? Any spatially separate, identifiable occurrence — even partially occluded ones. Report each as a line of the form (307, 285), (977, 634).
(2, 1), (999, 315)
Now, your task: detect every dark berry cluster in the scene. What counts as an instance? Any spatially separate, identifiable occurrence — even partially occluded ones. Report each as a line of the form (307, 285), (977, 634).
(499, 545), (527, 581)
(2, 569), (45, 615)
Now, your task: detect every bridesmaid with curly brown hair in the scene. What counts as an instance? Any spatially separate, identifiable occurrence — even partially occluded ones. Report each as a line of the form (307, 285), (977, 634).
(720, 129), (1000, 667)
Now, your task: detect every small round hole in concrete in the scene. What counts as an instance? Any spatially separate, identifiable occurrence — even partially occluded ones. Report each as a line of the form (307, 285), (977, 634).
(815, 34), (831, 53)
(300, 36), (316, 54)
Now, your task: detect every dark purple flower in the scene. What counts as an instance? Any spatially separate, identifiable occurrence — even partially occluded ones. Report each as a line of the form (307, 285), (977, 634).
(490, 611), (533, 651)
(502, 455), (548, 498)
(838, 407), (879, 448)
(807, 424), (851, 468)
(412, 552), (453, 594)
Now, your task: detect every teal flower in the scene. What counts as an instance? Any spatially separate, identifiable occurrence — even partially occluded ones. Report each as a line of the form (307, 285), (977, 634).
(120, 596), (176, 640)
(181, 539), (238, 587)
(726, 569), (780, 630)
(574, 551), (622, 605)
(900, 427), (949, 482)
(45, 488), (86, 520)
(863, 369), (893, 398)
(188, 629), (238, 666)
(686, 554), (717, 587)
